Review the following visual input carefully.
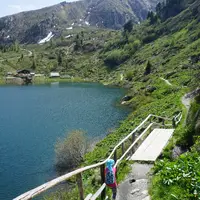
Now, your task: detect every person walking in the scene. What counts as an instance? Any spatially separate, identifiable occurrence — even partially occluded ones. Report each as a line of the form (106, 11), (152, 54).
(105, 159), (117, 200)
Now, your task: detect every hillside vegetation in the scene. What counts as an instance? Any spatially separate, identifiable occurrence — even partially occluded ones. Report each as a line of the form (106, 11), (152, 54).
(1, 0), (200, 199)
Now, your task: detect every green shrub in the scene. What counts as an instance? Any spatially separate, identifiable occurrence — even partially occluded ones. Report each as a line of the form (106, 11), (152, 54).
(55, 130), (88, 172)
(151, 151), (200, 200)
(104, 49), (130, 68)
(142, 33), (158, 43)
(124, 39), (141, 54)
(125, 70), (134, 81)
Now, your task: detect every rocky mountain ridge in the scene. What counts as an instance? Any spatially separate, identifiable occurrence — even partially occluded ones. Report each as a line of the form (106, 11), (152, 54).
(0, 0), (160, 44)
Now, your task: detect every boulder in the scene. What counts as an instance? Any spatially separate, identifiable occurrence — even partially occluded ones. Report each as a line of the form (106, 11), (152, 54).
(146, 86), (156, 93)
(165, 71), (176, 79)
(122, 95), (132, 101)
(172, 146), (186, 159)
(189, 54), (200, 64)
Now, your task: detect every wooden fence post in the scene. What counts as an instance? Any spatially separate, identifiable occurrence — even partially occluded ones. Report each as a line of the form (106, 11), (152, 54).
(114, 150), (117, 163)
(122, 143), (125, 155)
(162, 119), (165, 127)
(100, 164), (106, 200)
(76, 173), (84, 200)
(172, 117), (176, 128)
(131, 133), (136, 154)
(132, 132), (135, 143)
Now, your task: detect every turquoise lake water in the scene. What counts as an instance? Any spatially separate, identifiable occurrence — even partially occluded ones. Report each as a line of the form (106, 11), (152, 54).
(0, 82), (129, 200)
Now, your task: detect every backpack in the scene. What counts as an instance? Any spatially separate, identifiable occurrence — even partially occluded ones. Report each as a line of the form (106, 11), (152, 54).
(105, 169), (114, 185)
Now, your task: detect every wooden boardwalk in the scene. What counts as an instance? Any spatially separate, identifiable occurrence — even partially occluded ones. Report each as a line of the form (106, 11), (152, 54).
(131, 129), (174, 161)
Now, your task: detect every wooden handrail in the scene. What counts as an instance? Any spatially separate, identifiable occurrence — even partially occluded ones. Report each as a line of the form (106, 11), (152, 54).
(14, 113), (181, 200)
(115, 123), (154, 166)
(91, 123), (154, 200)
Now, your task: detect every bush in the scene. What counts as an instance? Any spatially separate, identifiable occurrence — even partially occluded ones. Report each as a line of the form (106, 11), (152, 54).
(55, 130), (88, 172)
(142, 33), (158, 44)
(124, 40), (141, 54)
(151, 151), (200, 200)
(104, 49), (129, 68)
(125, 70), (134, 81)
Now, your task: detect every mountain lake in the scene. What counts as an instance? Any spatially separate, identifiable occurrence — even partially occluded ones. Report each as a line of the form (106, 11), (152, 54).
(0, 82), (130, 200)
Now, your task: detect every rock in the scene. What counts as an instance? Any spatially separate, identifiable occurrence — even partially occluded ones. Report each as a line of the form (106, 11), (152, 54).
(121, 101), (128, 105)
(141, 77), (149, 82)
(131, 188), (140, 194)
(82, 43), (97, 52)
(165, 71), (176, 79)
(142, 196), (150, 200)
(181, 64), (190, 69)
(172, 146), (185, 159)
(122, 95), (132, 101)
(146, 86), (156, 93)
(190, 54), (200, 64)
(129, 179), (136, 184)
(142, 190), (148, 195)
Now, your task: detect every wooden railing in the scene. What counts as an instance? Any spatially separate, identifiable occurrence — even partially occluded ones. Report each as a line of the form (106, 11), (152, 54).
(14, 112), (182, 200)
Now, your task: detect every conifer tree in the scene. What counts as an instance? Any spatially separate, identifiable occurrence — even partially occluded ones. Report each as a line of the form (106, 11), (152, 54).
(144, 61), (152, 75)
(123, 20), (133, 33)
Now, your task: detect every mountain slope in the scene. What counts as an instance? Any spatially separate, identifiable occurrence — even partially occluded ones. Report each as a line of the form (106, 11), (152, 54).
(0, 0), (160, 44)
(1, 0), (200, 199)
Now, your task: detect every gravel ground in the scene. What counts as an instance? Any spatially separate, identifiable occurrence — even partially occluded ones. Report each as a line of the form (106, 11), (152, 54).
(116, 163), (153, 200)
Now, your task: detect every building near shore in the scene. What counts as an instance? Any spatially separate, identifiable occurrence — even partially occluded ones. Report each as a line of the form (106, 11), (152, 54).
(50, 72), (60, 78)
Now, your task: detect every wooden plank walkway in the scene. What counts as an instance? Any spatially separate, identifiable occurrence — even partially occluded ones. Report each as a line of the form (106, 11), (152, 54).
(131, 129), (174, 161)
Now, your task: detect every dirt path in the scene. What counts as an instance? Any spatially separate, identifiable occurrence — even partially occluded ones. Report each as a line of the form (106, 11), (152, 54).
(160, 77), (172, 86)
(0, 48), (33, 62)
(182, 88), (200, 116)
(182, 95), (191, 112)
(21, 48), (33, 56)
(160, 77), (192, 112)
(116, 164), (153, 200)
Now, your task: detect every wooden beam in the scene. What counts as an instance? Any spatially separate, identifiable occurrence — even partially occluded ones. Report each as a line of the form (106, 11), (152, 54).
(85, 194), (92, 200)
(90, 184), (106, 200)
(100, 164), (106, 200)
(114, 150), (117, 163)
(77, 173), (84, 200)
(122, 143), (125, 155)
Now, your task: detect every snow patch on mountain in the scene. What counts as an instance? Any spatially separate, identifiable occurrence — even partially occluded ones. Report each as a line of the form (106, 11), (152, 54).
(85, 21), (90, 25)
(38, 32), (54, 44)
(65, 35), (73, 38)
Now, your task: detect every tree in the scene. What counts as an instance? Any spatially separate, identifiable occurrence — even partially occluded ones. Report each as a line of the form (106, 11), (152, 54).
(156, 2), (162, 14)
(57, 50), (63, 66)
(50, 38), (55, 48)
(81, 31), (84, 38)
(74, 34), (82, 51)
(12, 40), (20, 52)
(147, 11), (158, 25)
(55, 130), (88, 172)
(18, 53), (24, 62)
(31, 59), (37, 70)
(144, 60), (152, 75)
(123, 20), (133, 33)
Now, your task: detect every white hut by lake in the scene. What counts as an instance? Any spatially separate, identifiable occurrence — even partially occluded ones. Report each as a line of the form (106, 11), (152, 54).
(50, 72), (60, 78)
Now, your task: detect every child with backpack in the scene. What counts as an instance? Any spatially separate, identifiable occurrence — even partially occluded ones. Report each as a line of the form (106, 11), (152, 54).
(105, 159), (117, 200)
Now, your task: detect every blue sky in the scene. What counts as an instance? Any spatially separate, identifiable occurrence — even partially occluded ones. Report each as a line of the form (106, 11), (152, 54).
(0, 0), (77, 17)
